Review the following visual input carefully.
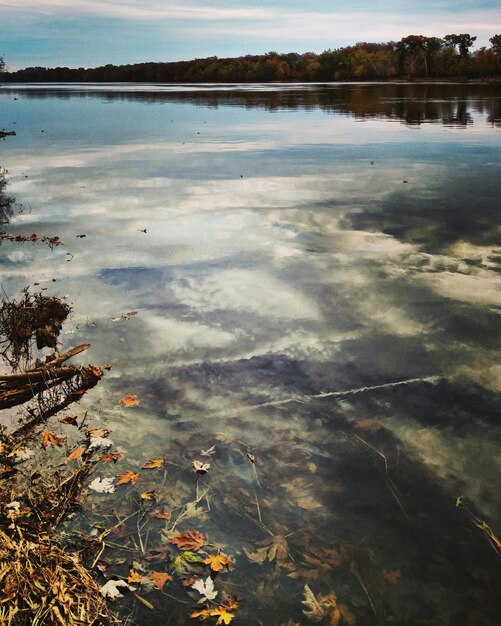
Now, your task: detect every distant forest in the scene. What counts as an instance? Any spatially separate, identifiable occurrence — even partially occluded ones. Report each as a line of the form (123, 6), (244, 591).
(3, 34), (501, 83)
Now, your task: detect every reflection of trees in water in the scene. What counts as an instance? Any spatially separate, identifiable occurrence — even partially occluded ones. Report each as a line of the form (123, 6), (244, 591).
(0, 168), (14, 229)
(6, 83), (499, 127)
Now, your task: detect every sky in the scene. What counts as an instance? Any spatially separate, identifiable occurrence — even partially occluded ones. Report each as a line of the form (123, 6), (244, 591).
(1, 0), (501, 70)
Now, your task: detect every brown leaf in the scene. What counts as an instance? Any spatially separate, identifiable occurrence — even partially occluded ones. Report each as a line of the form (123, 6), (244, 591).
(116, 471), (141, 485)
(152, 509), (171, 520)
(40, 431), (65, 449)
(85, 428), (110, 439)
(59, 415), (78, 425)
(204, 554), (229, 572)
(142, 458), (165, 469)
(144, 547), (171, 563)
(243, 546), (268, 564)
(383, 569), (401, 585)
(100, 451), (124, 463)
(103, 363), (112, 371)
(66, 447), (85, 461)
(170, 530), (206, 551)
(120, 395), (139, 407)
(128, 568), (142, 584)
(89, 365), (103, 378)
(148, 571), (172, 590)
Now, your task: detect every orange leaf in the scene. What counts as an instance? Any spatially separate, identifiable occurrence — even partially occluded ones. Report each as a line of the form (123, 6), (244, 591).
(140, 490), (156, 501)
(220, 596), (240, 611)
(100, 451), (124, 463)
(148, 571), (173, 590)
(40, 431), (65, 449)
(170, 530), (206, 551)
(128, 568), (142, 583)
(191, 608), (212, 621)
(203, 554), (229, 572)
(152, 509), (171, 520)
(116, 471), (141, 485)
(103, 363), (112, 371)
(67, 447), (85, 461)
(89, 365), (102, 378)
(120, 395), (139, 407)
(85, 428), (110, 439)
(142, 458), (165, 469)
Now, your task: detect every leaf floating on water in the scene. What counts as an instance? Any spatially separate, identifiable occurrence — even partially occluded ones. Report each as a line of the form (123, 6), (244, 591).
(192, 575), (218, 602)
(103, 363), (112, 370)
(204, 554), (229, 572)
(100, 451), (124, 463)
(40, 431), (65, 449)
(152, 509), (171, 520)
(140, 490), (156, 501)
(99, 579), (135, 599)
(89, 365), (103, 378)
(172, 551), (203, 573)
(142, 458), (165, 469)
(201, 445), (216, 457)
(192, 460), (210, 474)
(59, 415), (78, 425)
(116, 471), (141, 485)
(66, 447), (85, 461)
(170, 530), (206, 551)
(89, 476), (115, 493)
(148, 571), (172, 590)
(120, 394), (139, 407)
(128, 568), (143, 584)
(85, 428), (110, 439)
(87, 437), (114, 452)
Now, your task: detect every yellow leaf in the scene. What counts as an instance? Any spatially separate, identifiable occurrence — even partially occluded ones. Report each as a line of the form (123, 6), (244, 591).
(116, 471), (141, 485)
(203, 554), (229, 572)
(191, 608), (212, 621)
(142, 458), (165, 469)
(120, 395), (139, 407)
(140, 490), (156, 501)
(66, 447), (85, 461)
(212, 609), (235, 625)
(128, 568), (142, 583)
(148, 571), (172, 590)
(40, 431), (65, 449)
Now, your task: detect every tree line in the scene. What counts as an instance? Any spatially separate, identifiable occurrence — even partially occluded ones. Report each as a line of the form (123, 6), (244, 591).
(2, 34), (501, 83)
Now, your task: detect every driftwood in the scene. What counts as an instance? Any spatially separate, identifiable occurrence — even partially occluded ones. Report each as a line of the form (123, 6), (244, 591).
(0, 343), (94, 410)
(0, 130), (16, 138)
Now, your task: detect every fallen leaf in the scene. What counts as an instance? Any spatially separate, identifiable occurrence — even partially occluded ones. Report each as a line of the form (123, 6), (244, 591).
(192, 576), (218, 602)
(152, 509), (171, 520)
(148, 571), (172, 590)
(59, 415), (78, 425)
(140, 490), (156, 501)
(204, 554), (229, 572)
(201, 445), (216, 457)
(142, 458), (165, 469)
(219, 596), (241, 611)
(40, 431), (65, 449)
(85, 428), (110, 439)
(144, 547), (171, 562)
(67, 447), (85, 461)
(211, 608), (235, 625)
(88, 437), (114, 452)
(192, 460), (210, 474)
(243, 546), (269, 564)
(103, 363), (112, 371)
(128, 569), (142, 584)
(100, 451), (124, 463)
(116, 471), (141, 485)
(302, 585), (325, 622)
(120, 395), (139, 407)
(172, 551), (203, 573)
(383, 569), (401, 585)
(99, 579), (135, 599)
(245, 535), (289, 566)
(191, 608), (212, 621)
(88, 477), (115, 494)
(170, 530), (206, 551)
(89, 365), (103, 378)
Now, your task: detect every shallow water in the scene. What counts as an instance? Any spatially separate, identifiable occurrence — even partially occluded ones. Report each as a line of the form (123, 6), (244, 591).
(1, 82), (500, 625)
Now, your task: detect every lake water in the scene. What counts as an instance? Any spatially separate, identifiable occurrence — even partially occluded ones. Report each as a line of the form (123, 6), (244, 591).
(1, 82), (500, 625)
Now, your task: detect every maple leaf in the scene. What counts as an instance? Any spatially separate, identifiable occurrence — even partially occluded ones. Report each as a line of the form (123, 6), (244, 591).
(192, 576), (218, 602)
(40, 431), (65, 449)
(191, 608), (212, 622)
(211, 608), (235, 625)
(203, 554), (229, 572)
(142, 458), (165, 469)
(120, 395), (139, 407)
(170, 530), (206, 551)
(219, 596), (241, 611)
(88, 477), (115, 493)
(148, 571), (172, 590)
(100, 451), (124, 463)
(192, 460), (210, 474)
(66, 447), (85, 461)
(128, 568), (142, 584)
(140, 490), (156, 501)
(88, 437), (113, 452)
(152, 509), (171, 520)
(99, 579), (135, 599)
(59, 415), (78, 425)
(117, 471), (141, 485)
(302, 585), (326, 622)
